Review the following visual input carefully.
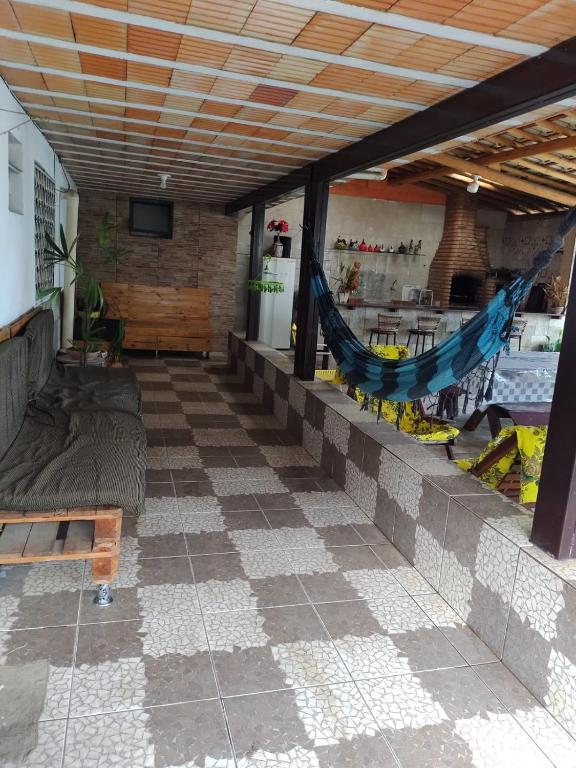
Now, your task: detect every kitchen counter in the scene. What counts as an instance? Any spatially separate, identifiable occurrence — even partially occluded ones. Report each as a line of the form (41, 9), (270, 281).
(334, 303), (564, 351)
(337, 302), (478, 312)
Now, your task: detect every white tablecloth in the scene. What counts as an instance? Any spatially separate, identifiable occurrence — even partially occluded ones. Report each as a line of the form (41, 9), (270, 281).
(490, 352), (559, 403)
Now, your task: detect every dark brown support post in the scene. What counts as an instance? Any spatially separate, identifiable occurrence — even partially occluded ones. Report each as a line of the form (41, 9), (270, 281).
(245, 202), (265, 342)
(531, 264), (576, 558)
(294, 174), (329, 380)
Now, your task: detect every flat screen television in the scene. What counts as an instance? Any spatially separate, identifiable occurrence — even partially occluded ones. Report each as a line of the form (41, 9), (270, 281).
(129, 198), (173, 238)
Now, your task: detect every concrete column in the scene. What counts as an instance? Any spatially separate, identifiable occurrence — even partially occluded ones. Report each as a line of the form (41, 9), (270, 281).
(62, 191), (79, 348)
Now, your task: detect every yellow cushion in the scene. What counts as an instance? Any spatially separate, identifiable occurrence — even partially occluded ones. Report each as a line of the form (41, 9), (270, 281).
(456, 425), (547, 504)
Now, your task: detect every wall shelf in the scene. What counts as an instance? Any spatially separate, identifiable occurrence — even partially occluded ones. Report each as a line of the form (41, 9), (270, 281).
(325, 248), (428, 257)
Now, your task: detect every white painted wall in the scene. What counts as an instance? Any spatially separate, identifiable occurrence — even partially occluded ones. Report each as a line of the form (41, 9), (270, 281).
(0, 80), (73, 327)
(235, 193), (447, 327)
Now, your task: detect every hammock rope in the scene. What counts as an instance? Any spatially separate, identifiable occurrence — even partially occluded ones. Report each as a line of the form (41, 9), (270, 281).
(311, 207), (576, 402)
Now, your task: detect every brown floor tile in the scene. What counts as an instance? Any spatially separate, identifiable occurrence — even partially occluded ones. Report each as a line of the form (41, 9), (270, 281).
(225, 685), (397, 767)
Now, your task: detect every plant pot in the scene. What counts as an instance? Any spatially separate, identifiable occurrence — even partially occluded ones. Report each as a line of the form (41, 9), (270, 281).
(279, 235), (292, 259)
(550, 306), (564, 315)
(272, 237), (283, 258)
(339, 291), (350, 304)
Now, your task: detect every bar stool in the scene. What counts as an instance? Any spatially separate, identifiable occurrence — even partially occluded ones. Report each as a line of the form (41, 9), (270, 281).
(509, 318), (527, 350)
(407, 315), (442, 354)
(368, 314), (401, 346)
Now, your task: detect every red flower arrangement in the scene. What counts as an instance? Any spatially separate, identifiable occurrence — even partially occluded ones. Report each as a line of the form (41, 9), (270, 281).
(267, 219), (289, 234)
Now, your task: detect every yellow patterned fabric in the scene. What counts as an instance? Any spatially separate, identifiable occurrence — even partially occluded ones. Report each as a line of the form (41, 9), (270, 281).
(370, 344), (410, 360)
(315, 369), (336, 382)
(355, 345), (459, 444)
(456, 425), (547, 503)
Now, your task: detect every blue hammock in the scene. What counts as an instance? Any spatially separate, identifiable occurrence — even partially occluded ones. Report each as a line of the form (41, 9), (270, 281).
(311, 208), (576, 402)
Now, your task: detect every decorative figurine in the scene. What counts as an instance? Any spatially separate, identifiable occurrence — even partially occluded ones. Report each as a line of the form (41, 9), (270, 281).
(348, 239), (358, 250)
(367, 244), (374, 252)
(388, 245), (394, 253)
(373, 244), (381, 253)
(335, 236), (347, 250)
(414, 239), (422, 255)
(358, 239), (368, 252)
(408, 239), (414, 254)
(398, 242), (407, 254)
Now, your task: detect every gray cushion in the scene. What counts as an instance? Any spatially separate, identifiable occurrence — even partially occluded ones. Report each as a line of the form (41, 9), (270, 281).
(39, 364), (141, 415)
(23, 310), (54, 399)
(0, 406), (146, 515)
(0, 338), (28, 461)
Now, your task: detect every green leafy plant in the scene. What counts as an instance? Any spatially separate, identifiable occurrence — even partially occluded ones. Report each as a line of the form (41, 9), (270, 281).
(43, 225), (107, 366)
(40, 213), (128, 366)
(247, 255), (284, 294)
(96, 211), (129, 263)
(108, 317), (126, 365)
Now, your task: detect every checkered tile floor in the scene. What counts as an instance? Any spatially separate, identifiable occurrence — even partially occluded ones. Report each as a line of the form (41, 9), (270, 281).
(1, 356), (574, 767)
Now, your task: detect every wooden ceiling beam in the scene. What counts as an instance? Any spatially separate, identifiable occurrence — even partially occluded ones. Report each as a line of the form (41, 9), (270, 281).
(391, 135), (576, 187)
(423, 178), (527, 213)
(482, 135), (576, 162)
(537, 119), (576, 136)
(498, 164), (576, 194)
(401, 153), (576, 205)
(227, 35), (576, 212)
(506, 158), (576, 186)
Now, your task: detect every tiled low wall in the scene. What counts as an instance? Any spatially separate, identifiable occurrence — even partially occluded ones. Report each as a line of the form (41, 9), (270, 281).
(229, 332), (576, 740)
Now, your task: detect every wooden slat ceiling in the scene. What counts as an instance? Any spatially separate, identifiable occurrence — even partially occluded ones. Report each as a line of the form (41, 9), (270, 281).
(385, 104), (576, 214)
(0, 0), (575, 207)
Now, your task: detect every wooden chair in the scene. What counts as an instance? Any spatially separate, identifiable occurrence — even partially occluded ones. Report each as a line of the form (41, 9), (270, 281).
(460, 426), (546, 510)
(368, 314), (401, 346)
(509, 318), (527, 351)
(407, 315), (442, 354)
(469, 434), (530, 506)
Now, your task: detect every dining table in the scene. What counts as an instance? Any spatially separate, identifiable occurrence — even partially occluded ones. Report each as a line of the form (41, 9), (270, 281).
(488, 351), (559, 403)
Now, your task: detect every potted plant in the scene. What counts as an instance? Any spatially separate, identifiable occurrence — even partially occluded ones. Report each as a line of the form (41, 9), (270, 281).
(334, 261), (361, 304)
(544, 276), (568, 315)
(43, 227), (106, 366)
(267, 219), (290, 258)
(107, 318), (126, 367)
(41, 214), (127, 366)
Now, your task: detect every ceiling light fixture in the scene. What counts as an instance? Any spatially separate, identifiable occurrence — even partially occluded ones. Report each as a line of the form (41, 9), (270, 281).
(159, 172), (171, 189)
(466, 174), (480, 194)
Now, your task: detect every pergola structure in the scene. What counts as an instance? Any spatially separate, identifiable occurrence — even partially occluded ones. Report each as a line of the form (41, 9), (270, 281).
(1, 0), (575, 559)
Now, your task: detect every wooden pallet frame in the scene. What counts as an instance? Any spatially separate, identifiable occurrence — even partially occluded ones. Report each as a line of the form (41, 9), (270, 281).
(0, 306), (42, 343)
(0, 506), (122, 585)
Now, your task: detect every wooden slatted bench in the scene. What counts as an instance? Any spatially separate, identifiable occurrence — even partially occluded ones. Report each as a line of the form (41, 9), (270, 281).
(103, 282), (212, 356)
(0, 506), (122, 605)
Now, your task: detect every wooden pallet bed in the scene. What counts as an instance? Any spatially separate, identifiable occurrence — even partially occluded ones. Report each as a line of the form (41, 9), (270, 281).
(0, 506), (122, 605)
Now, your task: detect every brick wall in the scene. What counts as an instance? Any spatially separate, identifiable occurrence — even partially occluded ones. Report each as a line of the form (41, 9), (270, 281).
(427, 192), (490, 305)
(77, 192), (238, 352)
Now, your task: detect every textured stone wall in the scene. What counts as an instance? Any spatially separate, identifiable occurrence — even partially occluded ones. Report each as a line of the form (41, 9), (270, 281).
(77, 192), (238, 352)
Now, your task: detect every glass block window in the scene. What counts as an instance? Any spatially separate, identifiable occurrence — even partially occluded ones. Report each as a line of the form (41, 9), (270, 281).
(34, 163), (56, 297)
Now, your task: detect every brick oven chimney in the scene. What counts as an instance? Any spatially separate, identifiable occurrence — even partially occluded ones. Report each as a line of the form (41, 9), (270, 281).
(427, 192), (490, 306)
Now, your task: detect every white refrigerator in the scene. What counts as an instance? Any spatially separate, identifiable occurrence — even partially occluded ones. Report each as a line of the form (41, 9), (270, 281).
(258, 257), (296, 349)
